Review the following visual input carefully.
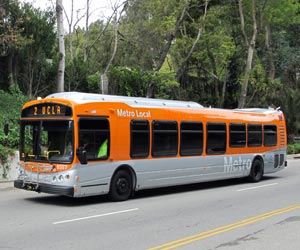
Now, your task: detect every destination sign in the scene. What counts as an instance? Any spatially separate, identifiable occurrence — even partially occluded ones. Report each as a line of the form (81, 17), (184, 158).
(22, 103), (72, 117)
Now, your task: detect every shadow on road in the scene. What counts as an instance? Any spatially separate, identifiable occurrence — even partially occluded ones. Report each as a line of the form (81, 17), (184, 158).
(24, 175), (281, 206)
(133, 175), (280, 200)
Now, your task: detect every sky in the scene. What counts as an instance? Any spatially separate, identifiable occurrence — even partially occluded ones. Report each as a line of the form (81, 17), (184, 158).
(20, 0), (118, 29)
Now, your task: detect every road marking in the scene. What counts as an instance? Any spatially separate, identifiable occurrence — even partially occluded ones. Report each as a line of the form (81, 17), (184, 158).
(237, 182), (278, 192)
(148, 204), (300, 250)
(53, 208), (139, 225)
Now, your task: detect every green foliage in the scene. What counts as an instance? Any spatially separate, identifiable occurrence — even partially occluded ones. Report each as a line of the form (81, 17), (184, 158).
(87, 71), (100, 93)
(0, 85), (28, 178)
(108, 67), (149, 96)
(287, 143), (300, 154)
(65, 56), (89, 92)
(0, 85), (29, 148)
(108, 66), (180, 99)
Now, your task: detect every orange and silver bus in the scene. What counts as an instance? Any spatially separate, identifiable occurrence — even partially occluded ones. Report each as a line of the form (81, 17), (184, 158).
(14, 92), (287, 201)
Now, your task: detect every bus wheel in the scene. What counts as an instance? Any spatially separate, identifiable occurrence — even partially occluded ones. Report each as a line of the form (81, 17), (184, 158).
(109, 170), (132, 201)
(248, 159), (264, 182)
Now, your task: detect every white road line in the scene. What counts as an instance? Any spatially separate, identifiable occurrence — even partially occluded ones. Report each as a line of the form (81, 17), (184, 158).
(237, 183), (278, 192)
(53, 208), (139, 225)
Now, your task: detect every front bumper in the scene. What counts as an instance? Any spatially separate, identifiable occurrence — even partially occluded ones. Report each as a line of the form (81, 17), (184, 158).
(14, 180), (74, 197)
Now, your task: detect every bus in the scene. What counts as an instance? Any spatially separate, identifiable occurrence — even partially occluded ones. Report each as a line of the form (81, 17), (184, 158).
(14, 92), (287, 201)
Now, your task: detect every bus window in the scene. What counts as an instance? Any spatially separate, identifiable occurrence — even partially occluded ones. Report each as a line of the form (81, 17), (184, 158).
(152, 120), (178, 157)
(20, 120), (74, 163)
(78, 118), (109, 160)
(180, 121), (203, 156)
(206, 123), (226, 154)
(264, 125), (277, 146)
(229, 123), (246, 147)
(130, 120), (150, 158)
(20, 121), (39, 159)
(248, 124), (262, 147)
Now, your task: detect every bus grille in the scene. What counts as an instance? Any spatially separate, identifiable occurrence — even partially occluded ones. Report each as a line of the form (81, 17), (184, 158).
(279, 126), (286, 147)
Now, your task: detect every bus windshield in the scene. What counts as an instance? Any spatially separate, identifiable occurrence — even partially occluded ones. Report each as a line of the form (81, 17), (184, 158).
(20, 120), (74, 163)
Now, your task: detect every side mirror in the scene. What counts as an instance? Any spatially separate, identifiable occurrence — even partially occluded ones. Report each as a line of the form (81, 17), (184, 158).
(76, 147), (87, 165)
(4, 123), (9, 136)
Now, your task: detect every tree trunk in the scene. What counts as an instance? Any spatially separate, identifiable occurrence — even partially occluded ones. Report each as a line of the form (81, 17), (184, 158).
(265, 24), (275, 80)
(100, 2), (127, 94)
(69, 0), (74, 61)
(238, 0), (257, 109)
(84, 0), (90, 62)
(56, 0), (65, 92)
(220, 72), (227, 108)
(239, 44), (255, 108)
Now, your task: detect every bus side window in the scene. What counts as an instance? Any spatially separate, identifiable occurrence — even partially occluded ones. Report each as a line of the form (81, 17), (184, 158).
(206, 123), (226, 154)
(152, 120), (178, 157)
(229, 123), (246, 148)
(248, 124), (262, 147)
(78, 118), (110, 160)
(180, 121), (203, 156)
(130, 120), (150, 158)
(264, 125), (277, 146)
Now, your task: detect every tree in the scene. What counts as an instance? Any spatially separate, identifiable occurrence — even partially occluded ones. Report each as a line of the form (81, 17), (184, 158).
(101, 1), (128, 94)
(0, 0), (24, 87)
(56, 0), (65, 92)
(17, 3), (56, 98)
(237, 0), (258, 108)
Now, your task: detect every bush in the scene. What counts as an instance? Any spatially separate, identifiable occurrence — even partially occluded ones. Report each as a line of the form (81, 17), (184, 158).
(0, 85), (29, 146)
(287, 143), (300, 154)
(0, 85), (28, 178)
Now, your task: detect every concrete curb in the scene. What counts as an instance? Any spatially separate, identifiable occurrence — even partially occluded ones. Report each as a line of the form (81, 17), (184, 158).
(287, 154), (300, 160)
(0, 181), (14, 190)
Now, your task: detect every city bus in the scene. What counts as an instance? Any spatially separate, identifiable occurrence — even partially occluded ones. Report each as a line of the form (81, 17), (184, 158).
(14, 92), (287, 201)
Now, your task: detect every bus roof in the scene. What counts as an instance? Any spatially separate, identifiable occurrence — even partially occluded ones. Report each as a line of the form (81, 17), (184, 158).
(44, 92), (282, 116)
(46, 92), (204, 109)
(234, 108), (282, 114)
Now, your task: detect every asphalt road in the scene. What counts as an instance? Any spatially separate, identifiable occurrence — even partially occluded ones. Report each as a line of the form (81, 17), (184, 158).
(0, 159), (299, 250)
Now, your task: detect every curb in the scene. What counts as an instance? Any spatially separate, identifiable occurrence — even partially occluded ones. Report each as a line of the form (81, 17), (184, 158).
(0, 181), (14, 190)
(287, 154), (300, 160)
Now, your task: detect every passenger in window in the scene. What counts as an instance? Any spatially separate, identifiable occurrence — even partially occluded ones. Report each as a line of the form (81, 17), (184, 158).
(98, 138), (108, 158)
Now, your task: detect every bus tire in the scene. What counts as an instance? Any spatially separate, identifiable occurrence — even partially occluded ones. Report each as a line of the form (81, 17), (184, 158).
(248, 158), (264, 182)
(109, 170), (132, 201)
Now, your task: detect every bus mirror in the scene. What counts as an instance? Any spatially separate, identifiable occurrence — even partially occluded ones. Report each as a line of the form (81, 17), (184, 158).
(76, 147), (87, 165)
(4, 123), (9, 135)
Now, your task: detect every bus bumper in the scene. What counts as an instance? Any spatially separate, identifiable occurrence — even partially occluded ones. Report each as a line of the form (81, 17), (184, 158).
(14, 180), (74, 197)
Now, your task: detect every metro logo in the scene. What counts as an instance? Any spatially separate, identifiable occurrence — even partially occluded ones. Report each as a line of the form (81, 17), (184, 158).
(224, 156), (252, 173)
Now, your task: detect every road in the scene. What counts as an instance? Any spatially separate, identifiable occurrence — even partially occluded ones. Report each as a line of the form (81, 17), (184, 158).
(0, 158), (299, 250)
